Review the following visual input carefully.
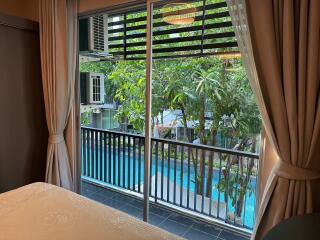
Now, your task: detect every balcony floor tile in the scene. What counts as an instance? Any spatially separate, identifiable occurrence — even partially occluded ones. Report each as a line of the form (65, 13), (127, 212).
(102, 198), (126, 209)
(192, 221), (222, 237)
(159, 219), (191, 236)
(149, 212), (167, 226)
(130, 199), (144, 210)
(149, 204), (172, 218)
(119, 204), (143, 218)
(168, 212), (197, 226)
(81, 181), (250, 240)
(111, 193), (135, 204)
(219, 230), (249, 240)
(81, 188), (95, 197)
(183, 228), (218, 240)
(82, 182), (102, 193)
(88, 191), (113, 203)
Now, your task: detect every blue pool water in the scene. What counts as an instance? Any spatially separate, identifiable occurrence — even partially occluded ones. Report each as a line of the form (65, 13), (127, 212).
(82, 147), (256, 229)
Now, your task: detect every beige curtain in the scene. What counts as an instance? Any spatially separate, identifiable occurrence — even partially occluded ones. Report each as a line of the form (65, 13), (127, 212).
(39, 0), (78, 191)
(227, 0), (320, 239)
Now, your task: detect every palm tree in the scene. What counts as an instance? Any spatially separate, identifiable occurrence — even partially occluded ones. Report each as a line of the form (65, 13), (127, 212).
(192, 67), (221, 195)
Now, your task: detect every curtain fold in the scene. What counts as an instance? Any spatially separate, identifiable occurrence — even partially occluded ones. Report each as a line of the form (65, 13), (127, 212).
(39, 0), (78, 191)
(227, 0), (320, 239)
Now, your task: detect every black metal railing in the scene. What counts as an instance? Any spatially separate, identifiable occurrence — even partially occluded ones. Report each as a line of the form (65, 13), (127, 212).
(81, 126), (259, 230)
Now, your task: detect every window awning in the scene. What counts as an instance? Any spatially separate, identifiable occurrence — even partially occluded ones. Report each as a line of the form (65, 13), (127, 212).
(106, 0), (238, 60)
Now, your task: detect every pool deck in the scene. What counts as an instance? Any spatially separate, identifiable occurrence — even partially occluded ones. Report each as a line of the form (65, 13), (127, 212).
(82, 180), (250, 240)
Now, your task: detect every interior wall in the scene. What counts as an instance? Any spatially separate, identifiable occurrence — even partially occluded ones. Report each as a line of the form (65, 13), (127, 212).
(0, 13), (47, 193)
(0, 0), (134, 192)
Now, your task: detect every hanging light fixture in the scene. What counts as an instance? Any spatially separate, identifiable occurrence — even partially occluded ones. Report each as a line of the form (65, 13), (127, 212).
(162, 2), (196, 25)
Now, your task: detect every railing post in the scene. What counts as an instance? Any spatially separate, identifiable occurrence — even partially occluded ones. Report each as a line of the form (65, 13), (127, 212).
(143, 0), (153, 223)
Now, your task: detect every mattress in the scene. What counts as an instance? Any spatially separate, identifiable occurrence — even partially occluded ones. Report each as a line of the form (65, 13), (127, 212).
(0, 182), (182, 240)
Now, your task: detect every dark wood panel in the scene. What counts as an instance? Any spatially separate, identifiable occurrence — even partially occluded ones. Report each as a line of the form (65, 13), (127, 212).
(0, 11), (38, 32)
(0, 17), (47, 192)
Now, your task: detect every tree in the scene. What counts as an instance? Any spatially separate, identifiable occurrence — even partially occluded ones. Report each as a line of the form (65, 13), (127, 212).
(80, 56), (261, 223)
(108, 60), (146, 132)
(214, 59), (261, 221)
(162, 59), (195, 141)
(81, 60), (147, 133)
(191, 61), (223, 195)
(152, 60), (171, 136)
(79, 1), (262, 225)
(81, 110), (92, 126)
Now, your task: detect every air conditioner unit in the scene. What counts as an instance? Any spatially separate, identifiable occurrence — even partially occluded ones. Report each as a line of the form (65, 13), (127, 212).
(80, 73), (105, 105)
(79, 14), (109, 56)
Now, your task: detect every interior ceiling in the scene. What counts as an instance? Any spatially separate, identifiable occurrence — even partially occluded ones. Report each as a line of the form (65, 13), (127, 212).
(79, 0), (135, 14)
(0, 0), (134, 22)
(0, 0), (39, 22)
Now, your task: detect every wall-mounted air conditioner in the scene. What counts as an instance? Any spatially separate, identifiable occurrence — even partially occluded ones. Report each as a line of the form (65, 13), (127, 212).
(80, 73), (105, 105)
(79, 14), (108, 56)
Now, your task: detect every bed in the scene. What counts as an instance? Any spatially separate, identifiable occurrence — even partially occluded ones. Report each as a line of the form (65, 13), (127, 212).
(0, 182), (182, 240)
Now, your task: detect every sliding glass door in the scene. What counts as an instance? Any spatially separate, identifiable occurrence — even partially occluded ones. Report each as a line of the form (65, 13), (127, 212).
(78, 0), (261, 230)
(78, 0), (153, 221)
(143, 0), (153, 221)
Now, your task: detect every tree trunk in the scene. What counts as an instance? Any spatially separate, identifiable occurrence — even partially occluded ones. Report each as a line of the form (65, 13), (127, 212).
(235, 137), (256, 218)
(120, 115), (127, 132)
(151, 117), (154, 137)
(197, 96), (206, 195)
(221, 142), (244, 203)
(191, 149), (198, 186)
(161, 110), (164, 124)
(181, 107), (188, 142)
(206, 129), (217, 198)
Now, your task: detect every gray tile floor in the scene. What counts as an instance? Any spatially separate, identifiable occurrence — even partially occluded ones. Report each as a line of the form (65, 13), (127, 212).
(81, 181), (250, 240)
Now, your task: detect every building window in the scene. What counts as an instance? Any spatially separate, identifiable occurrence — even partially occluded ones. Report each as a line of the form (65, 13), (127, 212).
(92, 75), (101, 102)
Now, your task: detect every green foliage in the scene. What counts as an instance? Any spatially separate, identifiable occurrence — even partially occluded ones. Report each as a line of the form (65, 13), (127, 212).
(109, 61), (146, 132)
(80, 1), (261, 221)
(217, 173), (254, 205)
(81, 111), (92, 126)
(80, 57), (261, 138)
(80, 56), (261, 220)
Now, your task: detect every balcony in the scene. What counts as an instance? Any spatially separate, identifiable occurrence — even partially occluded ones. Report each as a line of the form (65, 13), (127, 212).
(81, 126), (259, 239)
